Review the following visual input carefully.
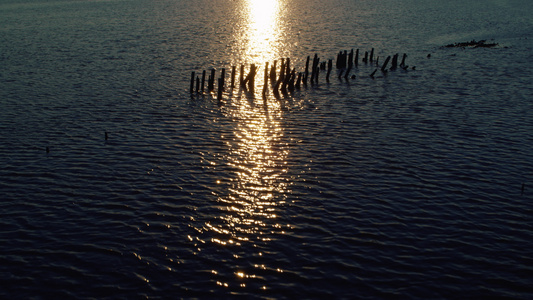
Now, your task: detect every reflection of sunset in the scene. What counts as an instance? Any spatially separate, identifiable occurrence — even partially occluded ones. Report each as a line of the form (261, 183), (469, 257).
(211, 99), (288, 246)
(245, 0), (281, 65)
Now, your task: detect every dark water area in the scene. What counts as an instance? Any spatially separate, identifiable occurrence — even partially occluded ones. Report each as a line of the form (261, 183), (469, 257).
(1, 0), (533, 298)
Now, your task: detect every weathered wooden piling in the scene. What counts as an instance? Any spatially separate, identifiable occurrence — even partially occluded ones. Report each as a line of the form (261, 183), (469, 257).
(288, 69), (296, 92)
(239, 64), (244, 87)
(391, 54), (399, 70)
(326, 59), (333, 82)
(310, 54), (317, 83)
(279, 58), (286, 84)
(231, 66), (236, 89)
(296, 72), (302, 88)
(381, 56), (391, 72)
(400, 53), (407, 69)
(304, 56), (310, 85)
(370, 48), (374, 63)
(46, 146), (50, 153)
(370, 69), (377, 78)
(195, 76), (200, 94)
(285, 58), (291, 79)
(263, 62), (269, 96)
(345, 64), (352, 80)
(363, 51), (368, 63)
(348, 49), (354, 69)
(310, 54), (320, 84)
(242, 64), (257, 91)
(270, 60), (277, 85)
(189, 71), (195, 94)
(220, 68), (226, 91)
(355, 49), (359, 66)
(217, 77), (223, 101)
(209, 69), (216, 91)
(201, 70), (206, 93)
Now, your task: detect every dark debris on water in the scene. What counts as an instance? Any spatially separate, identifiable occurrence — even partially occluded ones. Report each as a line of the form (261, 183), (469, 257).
(444, 39), (499, 48)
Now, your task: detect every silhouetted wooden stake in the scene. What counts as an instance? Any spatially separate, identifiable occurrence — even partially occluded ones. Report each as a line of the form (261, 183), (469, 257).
(195, 76), (199, 93)
(348, 49), (354, 69)
(270, 60), (277, 85)
(217, 77), (223, 101)
(201, 70), (206, 93)
(370, 48), (374, 63)
(312, 54), (320, 83)
(288, 69), (296, 92)
(285, 58), (291, 79)
(46, 146), (50, 153)
(296, 72), (302, 88)
(345, 64), (352, 80)
(231, 66), (236, 89)
(189, 71), (195, 94)
(400, 53), (407, 68)
(326, 59), (332, 82)
(391, 54), (399, 70)
(304, 55), (310, 85)
(370, 69), (377, 78)
(355, 49), (359, 66)
(242, 64), (257, 91)
(279, 58), (285, 84)
(220, 68), (225, 91)
(105, 131), (108, 140)
(381, 56), (391, 72)
(239, 64), (244, 87)
(263, 62), (269, 96)
(363, 51), (368, 63)
(209, 69), (216, 91)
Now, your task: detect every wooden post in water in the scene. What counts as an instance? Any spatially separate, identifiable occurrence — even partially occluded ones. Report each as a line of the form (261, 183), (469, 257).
(189, 71), (195, 94)
(239, 64), (244, 87)
(201, 70), (206, 93)
(304, 55), (310, 85)
(381, 56), (391, 72)
(270, 60), (277, 85)
(296, 72), (302, 88)
(370, 48), (374, 63)
(217, 77), (223, 101)
(288, 69), (296, 92)
(231, 66), (236, 89)
(363, 51), (368, 63)
(391, 54), (399, 70)
(209, 69), (216, 91)
(355, 49), (359, 67)
(326, 59), (332, 82)
(400, 53), (407, 68)
(263, 61), (269, 97)
(220, 68), (226, 91)
(195, 76), (200, 94)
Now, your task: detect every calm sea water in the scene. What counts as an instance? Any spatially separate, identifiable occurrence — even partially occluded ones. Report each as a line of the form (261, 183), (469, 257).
(1, 0), (532, 298)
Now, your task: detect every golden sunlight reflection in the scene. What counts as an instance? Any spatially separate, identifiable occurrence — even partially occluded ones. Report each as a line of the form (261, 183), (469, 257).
(197, 86), (291, 289)
(244, 0), (282, 65)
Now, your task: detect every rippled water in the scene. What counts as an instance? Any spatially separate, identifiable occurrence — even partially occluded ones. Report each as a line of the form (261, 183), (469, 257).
(1, 0), (533, 298)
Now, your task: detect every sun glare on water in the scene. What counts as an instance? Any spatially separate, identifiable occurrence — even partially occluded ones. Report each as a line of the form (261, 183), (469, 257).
(245, 0), (281, 64)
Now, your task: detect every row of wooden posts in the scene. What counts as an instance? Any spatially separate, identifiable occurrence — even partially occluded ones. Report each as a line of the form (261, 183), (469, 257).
(189, 49), (411, 100)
